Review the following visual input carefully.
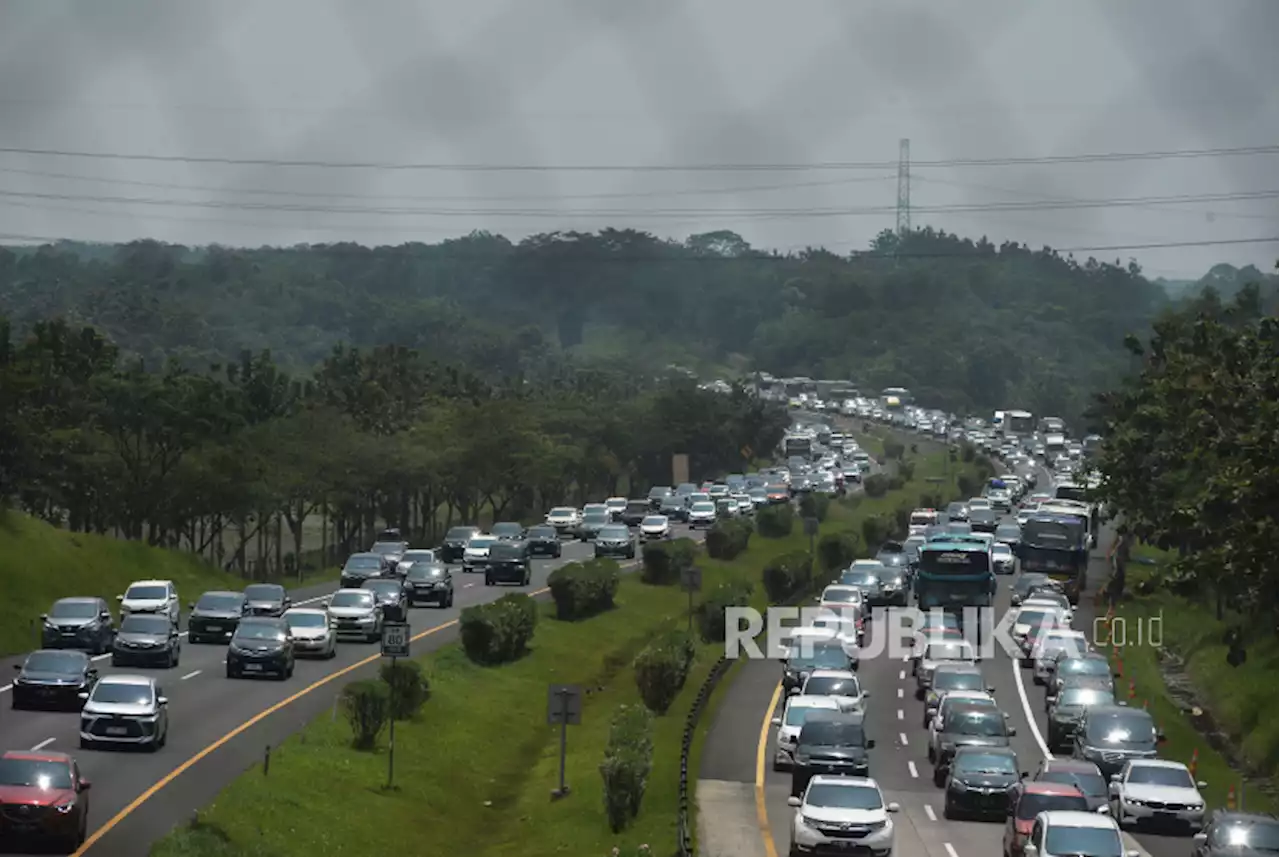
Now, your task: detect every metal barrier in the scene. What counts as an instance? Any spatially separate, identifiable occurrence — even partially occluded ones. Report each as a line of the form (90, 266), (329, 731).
(676, 653), (733, 856)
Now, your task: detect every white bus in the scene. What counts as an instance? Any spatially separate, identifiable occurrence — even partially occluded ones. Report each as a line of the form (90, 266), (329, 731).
(1005, 410), (1034, 435)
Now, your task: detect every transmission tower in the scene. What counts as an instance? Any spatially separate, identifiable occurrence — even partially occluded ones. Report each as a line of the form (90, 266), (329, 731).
(896, 138), (911, 236)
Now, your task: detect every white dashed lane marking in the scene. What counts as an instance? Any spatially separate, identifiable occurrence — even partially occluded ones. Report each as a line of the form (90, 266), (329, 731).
(31, 737), (55, 751)
(907, 760), (919, 778)
(924, 804), (937, 821)
(181, 670), (201, 681)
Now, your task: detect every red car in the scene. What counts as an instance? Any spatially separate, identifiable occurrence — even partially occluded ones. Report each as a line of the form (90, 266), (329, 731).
(1003, 780), (1090, 857)
(0, 749), (90, 849)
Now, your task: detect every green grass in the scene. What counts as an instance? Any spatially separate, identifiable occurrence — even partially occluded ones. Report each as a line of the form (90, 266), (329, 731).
(0, 510), (246, 656)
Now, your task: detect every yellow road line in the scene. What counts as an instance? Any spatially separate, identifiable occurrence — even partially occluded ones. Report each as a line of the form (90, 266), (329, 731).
(73, 585), (551, 856)
(755, 680), (783, 857)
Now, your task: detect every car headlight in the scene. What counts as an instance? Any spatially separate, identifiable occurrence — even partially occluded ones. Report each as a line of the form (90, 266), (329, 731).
(948, 778), (967, 790)
(55, 801), (76, 814)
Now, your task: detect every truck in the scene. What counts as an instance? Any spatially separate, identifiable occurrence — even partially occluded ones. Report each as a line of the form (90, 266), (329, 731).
(1044, 433), (1067, 458)
(1017, 511), (1089, 603)
(1004, 410), (1034, 436)
(783, 435), (813, 460)
(914, 541), (996, 610)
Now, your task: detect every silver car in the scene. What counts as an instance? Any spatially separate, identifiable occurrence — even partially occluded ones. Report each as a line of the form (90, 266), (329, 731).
(79, 674), (169, 750)
(283, 607), (336, 658)
(325, 589), (383, 642)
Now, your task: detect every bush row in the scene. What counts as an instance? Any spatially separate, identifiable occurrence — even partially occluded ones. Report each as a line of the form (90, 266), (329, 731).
(459, 593), (538, 665)
(633, 630), (696, 714)
(705, 518), (752, 560)
(547, 558), (621, 620)
(863, 473), (905, 498)
(339, 659), (431, 749)
(695, 579), (754, 643)
(883, 438), (906, 460)
(762, 550), (814, 604)
(817, 531), (859, 574)
(599, 703), (655, 833)
(755, 503), (795, 538)
(798, 492), (831, 522)
(641, 538), (698, 585)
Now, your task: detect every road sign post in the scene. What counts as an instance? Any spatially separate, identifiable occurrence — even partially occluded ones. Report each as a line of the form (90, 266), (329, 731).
(547, 684), (583, 799)
(381, 622), (410, 790)
(680, 566), (703, 636)
(803, 517), (820, 569)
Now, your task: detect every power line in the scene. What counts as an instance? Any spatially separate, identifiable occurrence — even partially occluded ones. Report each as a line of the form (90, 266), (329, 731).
(0, 144), (1272, 172)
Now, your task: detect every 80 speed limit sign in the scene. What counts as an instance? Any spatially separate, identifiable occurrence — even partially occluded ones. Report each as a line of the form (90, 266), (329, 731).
(381, 622), (410, 658)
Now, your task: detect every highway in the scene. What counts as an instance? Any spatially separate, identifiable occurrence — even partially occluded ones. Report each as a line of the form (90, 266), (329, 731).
(0, 526), (700, 856)
(699, 448), (1194, 857)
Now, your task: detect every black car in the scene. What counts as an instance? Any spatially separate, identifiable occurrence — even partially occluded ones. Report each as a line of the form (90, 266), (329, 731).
(1046, 685), (1115, 752)
(789, 711), (875, 797)
(576, 512), (613, 542)
(782, 642), (854, 694)
(942, 746), (1024, 819)
(1193, 811), (1280, 857)
(621, 500), (650, 527)
(946, 501), (969, 522)
(969, 508), (999, 534)
(647, 486), (673, 510)
(439, 526), (481, 564)
(594, 524), (635, 559)
(40, 597), (115, 654)
(1071, 705), (1164, 778)
(340, 553), (385, 588)
(242, 583), (290, 618)
(405, 562), (454, 607)
(486, 541), (532, 586)
(187, 591), (247, 643)
(932, 703), (1016, 786)
(525, 525), (562, 558)
(227, 618), (295, 680)
(369, 539), (409, 573)
(361, 578), (409, 622)
(11, 650), (98, 711)
(659, 496), (688, 523)
(111, 614), (182, 668)
(491, 522), (526, 541)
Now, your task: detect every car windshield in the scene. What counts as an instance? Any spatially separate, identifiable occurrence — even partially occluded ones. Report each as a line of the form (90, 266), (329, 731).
(955, 752), (1017, 775)
(642, 516), (667, 526)
(790, 645), (850, 671)
(1044, 826), (1122, 857)
(1017, 792), (1088, 818)
(1061, 658), (1111, 677)
(345, 556), (381, 569)
(1059, 688), (1113, 707)
(235, 623), (287, 642)
(243, 585), (283, 602)
(934, 671), (983, 692)
(49, 600), (98, 619)
(840, 573), (878, 587)
(1127, 766), (1195, 788)
(407, 564), (446, 580)
(1086, 712), (1156, 744)
(120, 615), (171, 634)
(582, 513), (610, 524)
(527, 526), (556, 538)
(599, 526), (630, 538)
(992, 545), (1013, 558)
(285, 612), (327, 628)
(401, 551), (436, 563)
(1016, 609), (1051, 628)
(0, 758), (74, 790)
(804, 783), (882, 810)
(874, 567), (902, 581)
(370, 543), (402, 555)
(92, 681), (153, 705)
(489, 544), (524, 560)
(330, 591), (374, 608)
(922, 613), (961, 631)
(125, 585), (167, 601)
(1038, 770), (1108, 797)
(445, 527), (476, 540)
(804, 676), (860, 697)
(24, 651), (87, 674)
(945, 709), (1005, 736)
(364, 581), (401, 596)
(798, 721), (865, 747)
(926, 642), (974, 661)
(196, 593), (242, 611)
(468, 537), (496, 549)
(691, 502), (715, 512)
(549, 508), (575, 517)
(1212, 822), (1280, 851)
(822, 589), (860, 603)
(785, 703), (834, 726)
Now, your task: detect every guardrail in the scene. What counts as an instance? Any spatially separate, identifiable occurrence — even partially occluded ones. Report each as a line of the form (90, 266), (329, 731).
(676, 653), (733, 856)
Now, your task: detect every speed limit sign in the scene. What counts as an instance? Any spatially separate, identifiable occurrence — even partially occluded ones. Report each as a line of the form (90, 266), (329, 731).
(381, 622), (410, 658)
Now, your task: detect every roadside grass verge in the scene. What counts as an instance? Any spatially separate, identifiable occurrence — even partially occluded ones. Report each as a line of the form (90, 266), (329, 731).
(0, 510), (245, 657)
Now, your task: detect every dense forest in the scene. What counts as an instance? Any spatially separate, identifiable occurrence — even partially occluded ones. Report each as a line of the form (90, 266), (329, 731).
(6, 227), (1272, 424)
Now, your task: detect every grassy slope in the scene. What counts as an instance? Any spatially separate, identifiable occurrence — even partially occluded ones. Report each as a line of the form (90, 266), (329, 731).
(0, 510), (245, 656)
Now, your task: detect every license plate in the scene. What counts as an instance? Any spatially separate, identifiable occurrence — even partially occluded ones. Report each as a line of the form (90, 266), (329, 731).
(244, 663), (263, 671)
(949, 593), (967, 601)
(835, 842), (858, 850)
(106, 726), (128, 735)
(206, 624), (221, 632)
(1155, 811), (1175, 820)
(10, 821), (36, 832)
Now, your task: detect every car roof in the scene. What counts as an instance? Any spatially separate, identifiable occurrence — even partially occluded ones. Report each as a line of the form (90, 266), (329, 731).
(941, 691), (995, 704)
(99, 673), (154, 686)
(786, 695), (841, 709)
(334, 588), (374, 596)
(1043, 758), (1101, 773)
(2, 749), (73, 763)
(822, 585), (863, 594)
(806, 669), (858, 680)
(1041, 810), (1118, 830)
(1024, 781), (1084, 797)
(283, 607), (326, 616)
(954, 744), (1014, 755)
(198, 590), (243, 599)
(1126, 758), (1188, 771)
(54, 596), (100, 605)
(127, 579), (173, 588)
(809, 775), (877, 789)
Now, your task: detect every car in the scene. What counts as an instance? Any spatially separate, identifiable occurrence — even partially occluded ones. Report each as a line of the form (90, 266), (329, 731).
(1034, 758), (1111, 812)
(789, 710), (875, 796)
(647, 486), (673, 510)
(404, 561), (454, 607)
(486, 540), (532, 586)
(686, 500), (717, 529)
(0, 749), (91, 848)
(604, 497), (628, 520)
(40, 597), (115, 654)
(1109, 758), (1207, 831)
(394, 549), (438, 577)
(715, 498), (739, 519)
(818, 584), (866, 617)
(524, 525), (563, 557)
(928, 690), (1000, 761)
(1024, 809), (1135, 857)
(368, 538), (409, 573)
(970, 507), (999, 533)
(339, 552), (385, 588)
(946, 501), (969, 521)
(1072, 705), (1164, 779)
(770, 694), (841, 771)
(731, 493), (754, 514)
(747, 487), (769, 508)
(593, 524), (636, 559)
(325, 588), (384, 642)
(836, 568), (884, 605)
(490, 521), (525, 541)
(241, 583), (290, 618)
(659, 494), (689, 521)
(994, 522), (1023, 547)
(931, 702), (1017, 786)
(941, 745), (1025, 819)
(545, 506), (582, 535)
(992, 542), (1016, 575)
(1049, 654), (1115, 702)
(111, 614), (181, 668)
(799, 669), (869, 712)
(461, 534), (498, 573)
(787, 776), (899, 857)
(11, 650), (98, 711)
(117, 579), (180, 625)
(576, 511), (613, 541)
(798, 614), (862, 665)
(1024, 591), (1074, 621)
(226, 617), (295, 680)
(1193, 811), (1280, 857)
(78, 674), (169, 750)
(1032, 630), (1089, 684)
(1010, 607), (1065, 665)
(915, 638), (978, 699)
(362, 578), (410, 621)
(781, 640), (854, 695)
(439, 526), (481, 564)
(1046, 684), (1115, 751)
(1010, 573), (1059, 606)
(622, 500), (652, 527)
(639, 515), (670, 541)
(282, 607), (336, 658)
(1004, 781), (1095, 857)
(923, 664), (992, 726)
(187, 591), (246, 643)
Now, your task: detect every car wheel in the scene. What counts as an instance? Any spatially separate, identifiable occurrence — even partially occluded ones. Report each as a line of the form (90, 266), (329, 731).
(226, 665), (236, 678)
(285, 661), (294, 679)
(927, 744), (936, 764)
(933, 766), (946, 787)
(171, 648), (180, 668)
(79, 737), (93, 750)
(111, 656), (121, 668)
(942, 798), (954, 819)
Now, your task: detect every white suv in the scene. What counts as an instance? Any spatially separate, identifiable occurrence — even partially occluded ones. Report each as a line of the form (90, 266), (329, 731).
(1024, 810), (1137, 857)
(788, 776), (899, 856)
(1109, 759), (1207, 831)
(117, 580), (180, 625)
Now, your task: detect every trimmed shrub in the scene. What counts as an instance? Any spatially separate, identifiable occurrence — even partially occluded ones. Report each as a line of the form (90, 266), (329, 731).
(600, 704), (655, 832)
(378, 659), (429, 720)
(883, 438), (905, 460)
(547, 558), (620, 620)
(633, 630), (695, 714)
(762, 550), (813, 603)
(641, 537), (697, 585)
(695, 579), (754, 643)
(817, 531), (859, 573)
(919, 492), (944, 511)
(957, 473), (979, 499)
(898, 460), (915, 482)
(755, 503), (795, 538)
(861, 515), (893, 552)
(458, 593), (538, 665)
(863, 474), (892, 498)
(960, 441), (977, 462)
(892, 505), (912, 538)
(706, 518), (752, 560)
(340, 679), (390, 750)
(798, 492), (831, 522)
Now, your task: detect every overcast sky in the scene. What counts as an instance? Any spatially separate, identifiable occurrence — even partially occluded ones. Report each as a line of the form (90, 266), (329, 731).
(0, 0), (1275, 278)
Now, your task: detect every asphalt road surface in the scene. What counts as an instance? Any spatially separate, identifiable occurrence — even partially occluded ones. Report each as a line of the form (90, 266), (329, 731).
(699, 450), (1195, 857)
(0, 525), (702, 856)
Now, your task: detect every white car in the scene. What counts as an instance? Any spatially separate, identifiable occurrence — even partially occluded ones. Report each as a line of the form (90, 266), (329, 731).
(1024, 594), (1074, 623)
(771, 694), (841, 770)
(1010, 606), (1067, 663)
(991, 543), (1015, 575)
(117, 580), (180, 625)
(927, 690), (999, 761)
(79, 674), (169, 750)
(817, 585), (865, 616)
(915, 639), (978, 698)
(1109, 759), (1207, 831)
(462, 535), (497, 573)
(639, 515), (670, 540)
(283, 607), (336, 659)
(324, 588), (383, 642)
(804, 611), (862, 657)
(731, 493), (754, 514)
(968, 497), (992, 513)
(545, 506), (582, 534)
(1026, 810), (1138, 857)
(1032, 630), (1089, 684)
(788, 776), (899, 856)
(800, 669), (869, 712)
(1016, 507), (1036, 526)
(687, 501), (717, 529)
(604, 497), (627, 521)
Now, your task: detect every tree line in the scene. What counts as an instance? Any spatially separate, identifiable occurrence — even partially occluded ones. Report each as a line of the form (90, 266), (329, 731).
(0, 317), (788, 577)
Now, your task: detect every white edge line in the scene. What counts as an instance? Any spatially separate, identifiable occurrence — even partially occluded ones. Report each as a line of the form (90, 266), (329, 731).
(944, 843), (959, 857)
(907, 760), (919, 778)
(1011, 639), (1054, 760)
(30, 737), (55, 751)
(924, 803), (937, 821)
(180, 670), (201, 681)
(0, 683), (11, 693)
